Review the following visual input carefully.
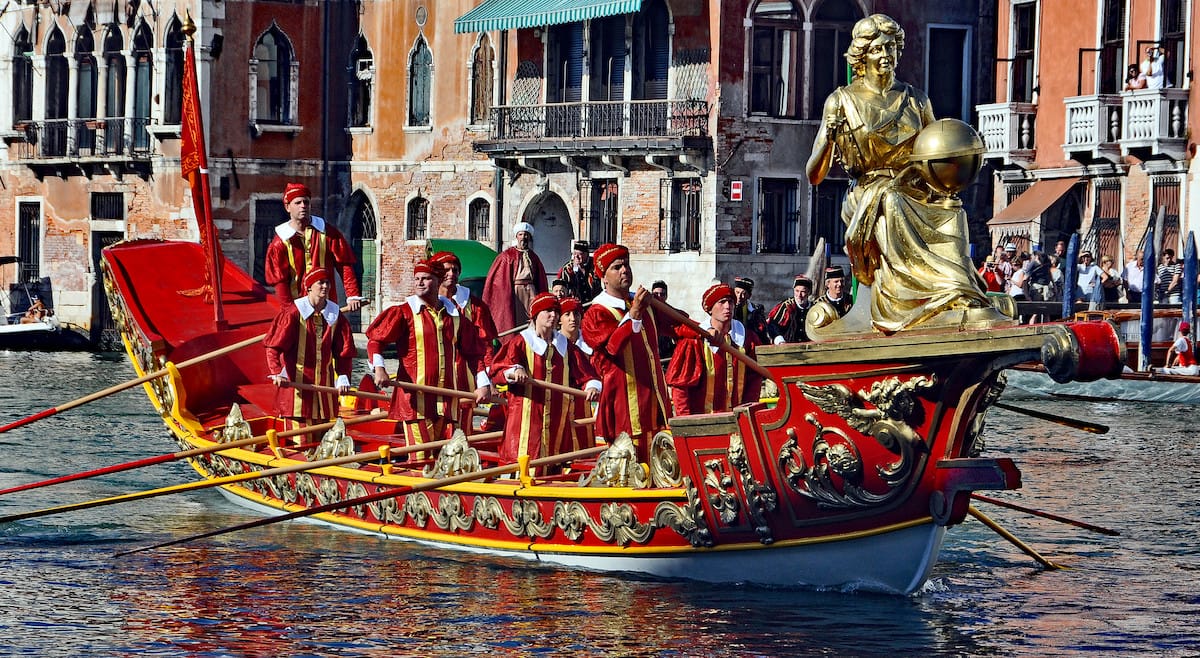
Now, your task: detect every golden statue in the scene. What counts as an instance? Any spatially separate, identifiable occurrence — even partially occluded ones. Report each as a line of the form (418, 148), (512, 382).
(806, 14), (1013, 337)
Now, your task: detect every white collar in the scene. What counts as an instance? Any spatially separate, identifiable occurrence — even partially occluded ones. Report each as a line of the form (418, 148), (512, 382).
(294, 297), (340, 324)
(592, 290), (629, 310)
(275, 215), (326, 241)
(574, 336), (593, 355)
(521, 327), (569, 357)
(701, 317), (746, 352)
(452, 284), (471, 307)
(406, 294), (459, 317)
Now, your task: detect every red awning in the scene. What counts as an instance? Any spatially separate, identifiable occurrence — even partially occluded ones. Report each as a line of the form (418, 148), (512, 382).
(989, 177), (1081, 226)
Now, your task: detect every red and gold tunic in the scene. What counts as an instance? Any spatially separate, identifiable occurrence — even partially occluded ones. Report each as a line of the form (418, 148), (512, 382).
(264, 216), (361, 302)
(365, 295), (489, 423)
(582, 291), (671, 450)
(264, 298), (356, 420)
(491, 329), (600, 464)
(665, 319), (763, 416)
(449, 283), (498, 381)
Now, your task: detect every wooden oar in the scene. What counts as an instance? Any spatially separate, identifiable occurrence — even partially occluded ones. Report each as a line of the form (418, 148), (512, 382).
(993, 401), (1109, 434)
(114, 445), (608, 556)
(971, 494), (1120, 536)
(0, 333), (266, 435)
(284, 381), (391, 402)
(646, 295), (774, 381)
(0, 424), (491, 525)
(968, 505), (1064, 570)
(0, 408), (386, 498)
(526, 378), (589, 399)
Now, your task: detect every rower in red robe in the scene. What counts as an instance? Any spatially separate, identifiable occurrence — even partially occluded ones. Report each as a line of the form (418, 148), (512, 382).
(492, 293), (600, 469)
(558, 296), (596, 450)
(581, 243), (672, 461)
(365, 259), (492, 451)
(665, 283), (763, 415)
(264, 183), (364, 310)
(264, 268), (356, 423)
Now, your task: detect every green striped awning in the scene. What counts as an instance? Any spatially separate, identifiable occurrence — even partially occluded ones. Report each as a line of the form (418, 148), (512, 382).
(454, 0), (643, 34)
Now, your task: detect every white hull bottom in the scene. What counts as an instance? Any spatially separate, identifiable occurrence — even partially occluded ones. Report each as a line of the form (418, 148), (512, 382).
(214, 486), (946, 595)
(1006, 369), (1200, 404)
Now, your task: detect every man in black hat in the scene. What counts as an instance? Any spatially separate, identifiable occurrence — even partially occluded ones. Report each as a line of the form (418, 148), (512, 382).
(558, 240), (601, 302)
(732, 276), (768, 344)
(814, 266), (852, 319)
(767, 275), (814, 344)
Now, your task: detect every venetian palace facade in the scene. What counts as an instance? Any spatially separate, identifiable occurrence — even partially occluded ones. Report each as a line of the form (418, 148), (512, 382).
(980, 0), (1200, 265)
(1, 0), (995, 341)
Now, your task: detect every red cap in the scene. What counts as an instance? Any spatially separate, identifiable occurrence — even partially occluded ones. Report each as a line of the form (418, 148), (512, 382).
(413, 259), (444, 279)
(559, 297), (582, 314)
(702, 283), (734, 313)
(529, 292), (561, 318)
(593, 243), (630, 278)
(1180, 321), (1191, 333)
(283, 183), (311, 205)
(429, 250), (461, 269)
(302, 268), (329, 290)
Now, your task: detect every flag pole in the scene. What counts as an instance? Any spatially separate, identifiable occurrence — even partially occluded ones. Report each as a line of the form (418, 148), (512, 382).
(181, 12), (226, 328)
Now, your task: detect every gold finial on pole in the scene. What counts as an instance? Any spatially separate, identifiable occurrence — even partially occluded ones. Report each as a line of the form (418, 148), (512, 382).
(183, 10), (197, 42)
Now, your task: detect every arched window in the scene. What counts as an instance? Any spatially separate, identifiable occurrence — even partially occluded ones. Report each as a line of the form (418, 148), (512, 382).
(103, 26), (126, 152)
(809, 0), (861, 118)
(347, 191), (378, 330)
(468, 198), (490, 241)
(348, 35), (373, 128)
(407, 197), (428, 240)
(76, 29), (98, 154)
(469, 34), (493, 125)
(749, 0), (801, 118)
(132, 22), (153, 150)
(408, 36), (432, 126)
(12, 26), (33, 124)
(163, 17), (184, 125)
(253, 25), (294, 124)
(44, 28), (69, 156)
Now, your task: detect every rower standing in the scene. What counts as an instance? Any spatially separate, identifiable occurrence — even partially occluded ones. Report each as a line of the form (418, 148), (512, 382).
(665, 283), (763, 415)
(264, 183), (364, 311)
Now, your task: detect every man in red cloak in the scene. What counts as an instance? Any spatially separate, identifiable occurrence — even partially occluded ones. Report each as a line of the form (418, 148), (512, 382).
(264, 183), (363, 310)
(581, 243), (672, 461)
(665, 283), (763, 416)
(365, 259), (492, 451)
(482, 222), (547, 333)
(492, 293), (600, 470)
(264, 268), (356, 424)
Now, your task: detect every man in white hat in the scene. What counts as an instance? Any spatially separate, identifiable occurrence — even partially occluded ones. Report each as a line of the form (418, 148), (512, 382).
(483, 221), (549, 332)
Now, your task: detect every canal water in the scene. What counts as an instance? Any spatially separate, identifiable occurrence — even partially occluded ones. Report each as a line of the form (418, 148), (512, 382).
(1, 350), (1197, 656)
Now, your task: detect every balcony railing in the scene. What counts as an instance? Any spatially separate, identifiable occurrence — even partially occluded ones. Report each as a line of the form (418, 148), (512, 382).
(976, 102), (1037, 166)
(1121, 88), (1188, 159)
(1063, 94), (1122, 161)
(490, 99), (708, 141)
(10, 118), (154, 162)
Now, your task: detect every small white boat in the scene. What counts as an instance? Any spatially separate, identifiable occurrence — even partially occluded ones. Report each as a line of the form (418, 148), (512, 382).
(1005, 367), (1200, 404)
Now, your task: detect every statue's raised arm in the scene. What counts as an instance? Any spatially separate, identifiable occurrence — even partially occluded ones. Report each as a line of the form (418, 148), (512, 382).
(804, 13), (1013, 339)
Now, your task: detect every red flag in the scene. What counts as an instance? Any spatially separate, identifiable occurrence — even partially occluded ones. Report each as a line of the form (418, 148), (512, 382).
(180, 31), (225, 327)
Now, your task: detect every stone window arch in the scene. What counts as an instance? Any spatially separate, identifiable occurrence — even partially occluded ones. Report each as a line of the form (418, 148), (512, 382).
(348, 34), (374, 128)
(469, 33), (494, 125)
(407, 196), (429, 240)
(408, 35), (432, 127)
(13, 26), (33, 124)
(163, 16), (184, 125)
(251, 23), (298, 126)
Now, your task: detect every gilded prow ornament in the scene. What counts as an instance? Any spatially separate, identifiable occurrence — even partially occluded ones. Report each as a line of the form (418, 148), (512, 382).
(805, 13), (1015, 337)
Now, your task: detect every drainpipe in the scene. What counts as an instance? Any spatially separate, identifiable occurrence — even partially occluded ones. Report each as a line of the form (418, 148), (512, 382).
(493, 30), (508, 252)
(320, 0), (331, 218)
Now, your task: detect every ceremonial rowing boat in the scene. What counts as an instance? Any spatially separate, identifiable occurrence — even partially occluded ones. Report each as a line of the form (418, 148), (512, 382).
(98, 238), (1124, 594)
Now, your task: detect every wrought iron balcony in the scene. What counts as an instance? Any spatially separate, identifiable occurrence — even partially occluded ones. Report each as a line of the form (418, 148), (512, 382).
(976, 102), (1037, 167)
(1121, 88), (1188, 160)
(1063, 94), (1123, 162)
(9, 118), (154, 163)
(477, 99), (710, 156)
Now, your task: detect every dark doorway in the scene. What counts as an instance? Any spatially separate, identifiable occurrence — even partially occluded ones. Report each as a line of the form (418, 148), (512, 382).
(92, 231), (124, 349)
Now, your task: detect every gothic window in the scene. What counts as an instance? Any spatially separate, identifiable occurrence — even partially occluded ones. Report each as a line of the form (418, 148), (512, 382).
(163, 17), (184, 125)
(103, 26), (126, 153)
(132, 22), (154, 151)
(12, 27), (33, 124)
(253, 25), (295, 124)
(809, 0), (860, 119)
(347, 191), (378, 331)
(408, 36), (432, 127)
(42, 28), (68, 157)
(407, 197), (429, 240)
(469, 34), (493, 125)
(76, 30), (98, 154)
(468, 198), (490, 241)
(349, 35), (373, 128)
(749, 0), (801, 118)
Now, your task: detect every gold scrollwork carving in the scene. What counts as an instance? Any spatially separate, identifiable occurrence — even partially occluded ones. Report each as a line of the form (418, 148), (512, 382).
(345, 481), (369, 519)
(702, 459), (740, 526)
(404, 492), (436, 528)
(295, 473), (320, 506)
(649, 431), (683, 488)
(215, 404), (253, 443)
(727, 434), (776, 544)
(579, 433), (648, 488)
(469, 497), (554, 538)
(424, 429), (482, 478)
(964, 373), (1006, 458)
(310, 419), (355, 461)
(592, 503), (654, 546)
(552, 501), (590, 540)
(653, 477), (714, 547)
(431, 493), (475, 533)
